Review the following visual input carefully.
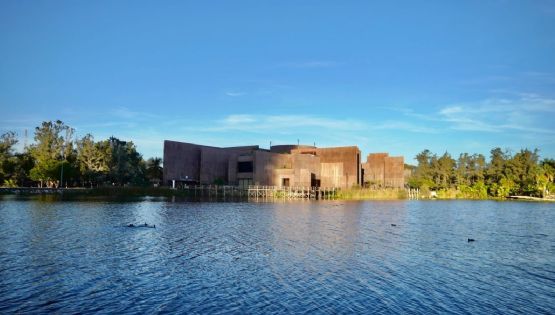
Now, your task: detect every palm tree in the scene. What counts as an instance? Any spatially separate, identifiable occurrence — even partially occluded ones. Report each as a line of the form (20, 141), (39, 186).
(146, 157), (163, 186)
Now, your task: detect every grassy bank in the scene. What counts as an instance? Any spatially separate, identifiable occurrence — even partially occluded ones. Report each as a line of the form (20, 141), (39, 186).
(335, 188), (407, 200)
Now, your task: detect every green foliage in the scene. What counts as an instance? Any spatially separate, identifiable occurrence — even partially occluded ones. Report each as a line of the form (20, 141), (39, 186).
(0, 131), (18, 184)
(77, 134), (111, 186)
(146, 157), (163, 184)
(2, 179), (17, 188)
(1, 120), (152, 188)
(107, 137), (148, 186)
(28, 120), (76, 186)
(409, 147), (554, 198)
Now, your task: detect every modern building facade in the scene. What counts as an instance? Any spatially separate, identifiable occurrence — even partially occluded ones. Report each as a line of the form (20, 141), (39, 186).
(163, 140), (363, 189)
(362, 153), (405, 188)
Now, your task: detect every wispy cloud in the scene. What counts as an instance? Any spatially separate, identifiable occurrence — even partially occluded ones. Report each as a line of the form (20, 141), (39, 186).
(436, 94), (555, 134)
(204, 114), (365, 133)
(225, 91), (246, 97)
(369, 121), (438, 133)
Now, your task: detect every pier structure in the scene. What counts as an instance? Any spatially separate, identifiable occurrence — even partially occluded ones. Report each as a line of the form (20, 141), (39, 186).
(170, 185), (337, 200)
(247, 185), (337, 201)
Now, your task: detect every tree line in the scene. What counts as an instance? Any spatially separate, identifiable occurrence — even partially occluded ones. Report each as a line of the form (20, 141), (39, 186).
(0, 120), (163, 188)
(407, 148), (555, 198)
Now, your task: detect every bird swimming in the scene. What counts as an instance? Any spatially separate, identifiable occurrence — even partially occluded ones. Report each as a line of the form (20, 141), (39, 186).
(125, 222), (156, 228)
(467, 238), (475, 242)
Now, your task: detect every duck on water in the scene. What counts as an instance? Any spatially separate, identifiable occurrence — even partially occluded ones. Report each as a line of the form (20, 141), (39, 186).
(126, 223), (156, 228)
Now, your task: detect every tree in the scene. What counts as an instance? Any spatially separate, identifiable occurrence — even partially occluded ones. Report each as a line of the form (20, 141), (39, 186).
(77, 134), (111, 187)
(107, 137), (147, 186)
(435, 152), (455, 189)
(508, 149), (542, 196)
(409, 149), (435, 188)
(541, 159), (555, 196)
(12, 152), (35, 187)
(28, 120), (75, 187)
(0, 131), (18, 185)
(146, 157), (163, 185)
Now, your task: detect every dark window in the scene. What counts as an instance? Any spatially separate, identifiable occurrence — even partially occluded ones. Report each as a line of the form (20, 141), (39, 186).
(282, 178), (290, 187)
(237, 161), (253, 173)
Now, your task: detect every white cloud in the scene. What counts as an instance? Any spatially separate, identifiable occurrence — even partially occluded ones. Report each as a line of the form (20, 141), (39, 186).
(436, 94), (555, 133)
(225, 91), (246, 97)
(200, 114), (365, 134)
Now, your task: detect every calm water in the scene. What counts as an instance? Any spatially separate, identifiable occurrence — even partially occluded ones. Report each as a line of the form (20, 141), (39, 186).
(0, 197), (554, 314)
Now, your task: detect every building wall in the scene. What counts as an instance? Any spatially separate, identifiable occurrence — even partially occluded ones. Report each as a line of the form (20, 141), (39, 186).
(250, 151), (320, 187)
(163, 140), (258, 185)
(362, 153), (405, 188)
(320, 162), (345, 188)
(363, 153), (388, 185)
(164, 140), (393, 189)
(291, 154), (320, 187)
(293, 146), (361, 188)
(163, 140), (203, 184)
(200, 147), (231, 184)
(384, 156), (404, 188)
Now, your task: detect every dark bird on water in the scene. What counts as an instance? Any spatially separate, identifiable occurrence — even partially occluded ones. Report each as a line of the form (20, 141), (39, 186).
(391, 224), (397, 227)
(126, 223), (155, 228)
(468, 238), (475, 242)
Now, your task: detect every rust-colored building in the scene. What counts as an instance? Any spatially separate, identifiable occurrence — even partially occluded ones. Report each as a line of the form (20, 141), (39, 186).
(163, 140), (362, 188)
(362, 153), (405, 188)
(163, 140), (404, 189)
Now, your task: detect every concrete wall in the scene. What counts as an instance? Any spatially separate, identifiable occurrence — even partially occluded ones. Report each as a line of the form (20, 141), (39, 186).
(384, 156), (404, 188)
(293, 146), (361, 188)
(163, 140), (203, 184)
(253, 151), (290, 186)
(320, 162), (345, 188)
(291, 153), (320, 187)
(163, 140), (258, 185)
(200, 147), (230, 184)
(251, 151), (320, 186)
(363, 153), (388, 185)
(362, 153), (405, 188)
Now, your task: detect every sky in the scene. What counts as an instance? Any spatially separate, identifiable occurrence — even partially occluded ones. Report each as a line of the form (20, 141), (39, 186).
(1, 0), (555, 164)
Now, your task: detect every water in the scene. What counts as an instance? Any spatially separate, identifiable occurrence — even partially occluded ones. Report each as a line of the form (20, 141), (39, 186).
(0, 197), (554, 314)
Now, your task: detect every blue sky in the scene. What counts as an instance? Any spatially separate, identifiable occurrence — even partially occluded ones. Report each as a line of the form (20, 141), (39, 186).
(1, 1), (555, 163)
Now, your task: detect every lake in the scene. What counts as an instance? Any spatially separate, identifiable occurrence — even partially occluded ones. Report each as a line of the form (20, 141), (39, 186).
(0, 197), (554, 314)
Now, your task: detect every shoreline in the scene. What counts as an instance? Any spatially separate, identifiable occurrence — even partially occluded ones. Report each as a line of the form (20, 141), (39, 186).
(1, 187), (554, 202)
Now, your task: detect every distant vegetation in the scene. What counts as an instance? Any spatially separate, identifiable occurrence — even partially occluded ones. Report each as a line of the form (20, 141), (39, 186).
(0, 120), (162, 188)
(1, 120), (554, 200)
(407, 149), (555, 198)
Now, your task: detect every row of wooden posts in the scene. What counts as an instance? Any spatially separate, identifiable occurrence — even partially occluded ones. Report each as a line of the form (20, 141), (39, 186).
(179, 185), (421, 200)
(179, 185), (338, 200)
(247, 186), (338, 200)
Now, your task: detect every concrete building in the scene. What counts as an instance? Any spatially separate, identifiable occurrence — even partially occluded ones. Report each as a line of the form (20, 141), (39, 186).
(163, 140), (362, 189)
(362, 153), (405, 188)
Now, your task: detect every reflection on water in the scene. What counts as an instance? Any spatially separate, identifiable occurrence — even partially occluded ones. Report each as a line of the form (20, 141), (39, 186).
(0, 197), (554, 314)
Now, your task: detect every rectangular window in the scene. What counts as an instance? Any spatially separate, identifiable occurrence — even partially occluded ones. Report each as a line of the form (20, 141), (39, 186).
(237, 161), (253, 173)
(282, 178), (290, 187)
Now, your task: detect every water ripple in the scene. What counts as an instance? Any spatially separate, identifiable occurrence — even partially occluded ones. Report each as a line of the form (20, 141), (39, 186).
(0, 198), (554, 313)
